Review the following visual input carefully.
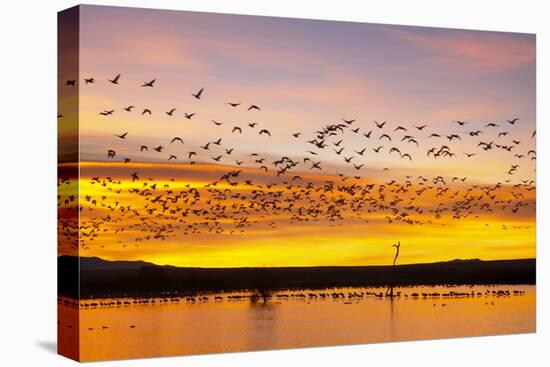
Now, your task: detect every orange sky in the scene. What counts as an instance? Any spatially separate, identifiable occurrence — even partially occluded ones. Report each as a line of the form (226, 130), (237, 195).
(58, 161), (535, 267)
(58, 5), (536, 267)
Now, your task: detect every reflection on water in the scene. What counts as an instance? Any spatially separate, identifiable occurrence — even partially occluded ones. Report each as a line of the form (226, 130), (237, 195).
(58, 285), (535, 361)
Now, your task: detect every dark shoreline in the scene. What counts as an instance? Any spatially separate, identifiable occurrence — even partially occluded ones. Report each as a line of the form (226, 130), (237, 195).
(58, 256), (535, 299)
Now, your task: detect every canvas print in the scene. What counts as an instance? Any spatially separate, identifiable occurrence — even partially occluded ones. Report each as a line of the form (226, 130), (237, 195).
(58, 5), (536, 362)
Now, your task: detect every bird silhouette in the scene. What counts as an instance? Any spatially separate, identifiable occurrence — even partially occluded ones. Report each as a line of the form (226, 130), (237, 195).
(192, 88), (204, 99)
(141, 79), (156, 87)
(108, 74), (121, 84)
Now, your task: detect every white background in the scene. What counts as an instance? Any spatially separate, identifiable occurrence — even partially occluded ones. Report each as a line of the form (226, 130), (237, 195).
(0, 0), (547, 365)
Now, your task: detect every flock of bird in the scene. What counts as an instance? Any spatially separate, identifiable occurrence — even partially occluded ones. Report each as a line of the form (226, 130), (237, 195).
(58, 285), (528, 334)
(58, 75), (536, 253)
(58, 285), (526, 311)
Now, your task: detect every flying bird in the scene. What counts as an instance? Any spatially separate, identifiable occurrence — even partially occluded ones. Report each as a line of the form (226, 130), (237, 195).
(108, 74), (121, 84)
(310, 161), (322, 170)
(192, 88), (204, 99)
(141, 79), (156, 87)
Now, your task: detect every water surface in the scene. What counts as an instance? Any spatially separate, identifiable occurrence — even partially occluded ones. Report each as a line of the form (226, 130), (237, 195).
(58, 285), (535, 361)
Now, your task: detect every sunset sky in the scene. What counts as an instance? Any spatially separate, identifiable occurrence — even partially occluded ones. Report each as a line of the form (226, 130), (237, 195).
(58, 5), (536, 267)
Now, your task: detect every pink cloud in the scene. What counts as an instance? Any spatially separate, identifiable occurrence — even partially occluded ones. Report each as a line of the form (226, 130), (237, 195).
(392, 29), (535, 72)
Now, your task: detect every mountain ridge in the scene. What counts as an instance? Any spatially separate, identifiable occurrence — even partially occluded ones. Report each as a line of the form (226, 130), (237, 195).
(58, 256), (535, 299)
(61, 255), (509, 271)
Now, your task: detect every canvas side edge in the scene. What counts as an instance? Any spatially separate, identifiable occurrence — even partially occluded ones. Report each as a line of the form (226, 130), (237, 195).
(57, 5), (81, 362)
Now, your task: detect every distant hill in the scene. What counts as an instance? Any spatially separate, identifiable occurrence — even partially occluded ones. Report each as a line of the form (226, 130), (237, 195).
(75, 256), (161, 271)
(58, 256), (536, 299)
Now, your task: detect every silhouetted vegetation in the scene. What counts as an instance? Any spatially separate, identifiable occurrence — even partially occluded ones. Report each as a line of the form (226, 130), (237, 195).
(58, 256), (535, 299)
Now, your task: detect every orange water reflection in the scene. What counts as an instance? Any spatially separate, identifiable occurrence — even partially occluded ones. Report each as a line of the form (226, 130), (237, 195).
(58, 285), (535, 361)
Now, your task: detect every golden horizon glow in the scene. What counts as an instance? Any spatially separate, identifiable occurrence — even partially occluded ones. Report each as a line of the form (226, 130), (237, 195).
(58, 161), (535, 268)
